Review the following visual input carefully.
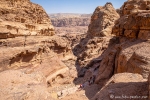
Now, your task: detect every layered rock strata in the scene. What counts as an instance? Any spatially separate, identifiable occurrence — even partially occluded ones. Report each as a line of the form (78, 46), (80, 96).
(79, 0), (150, 84)
(49, 13), (91, 35)
(113, 0), (150, 40)
(74, 1), (150, 99)
(88, 2), (119, 37)
(69, 1), (150, 100)
(0, 0), (54, 38)
(111, 0), (150, 79)
(0, 35), (77, 99)
(0, 0), (77, 100)
(51, 17), (90, 27)
(73, 2), (119, 77)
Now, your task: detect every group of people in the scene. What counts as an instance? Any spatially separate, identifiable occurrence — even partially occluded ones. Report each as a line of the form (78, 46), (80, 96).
(78, 75), (96, 90)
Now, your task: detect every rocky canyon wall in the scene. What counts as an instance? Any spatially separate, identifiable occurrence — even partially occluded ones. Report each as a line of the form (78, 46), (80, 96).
(73, 2), (120, 78)
(0, 0), (150, 100)
(113, 0), (150, 40)
(73, 1), (150, 99)
(88, 2), (119, 37)
(75, 0), (150, 84)
(112, 0), (150, 78)
(74, 0), (150, 100)
(49, 13), (91, 35)
(0, 0), (55, 38)
(0, 0), (77, 100)
(50, 14), (91, 27)
(51, 17), (90, 27)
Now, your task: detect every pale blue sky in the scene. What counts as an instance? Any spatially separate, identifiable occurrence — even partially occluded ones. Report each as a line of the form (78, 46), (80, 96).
(31, 0), (126, 14)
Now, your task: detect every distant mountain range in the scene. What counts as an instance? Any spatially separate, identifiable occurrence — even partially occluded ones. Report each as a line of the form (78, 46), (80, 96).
(49, 13), (92, 27)
(49, 13), (92, 19)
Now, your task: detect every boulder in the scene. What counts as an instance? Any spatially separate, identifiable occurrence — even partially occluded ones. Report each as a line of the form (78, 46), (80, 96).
(92, 73), (148, 100)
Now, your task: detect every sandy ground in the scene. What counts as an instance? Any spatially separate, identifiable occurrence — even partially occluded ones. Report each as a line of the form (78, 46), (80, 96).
(60, 84), (102, 100)
(60, 89), (88, 100)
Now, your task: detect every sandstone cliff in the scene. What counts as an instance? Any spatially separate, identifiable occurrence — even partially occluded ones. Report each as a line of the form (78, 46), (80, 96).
(113, 0), (150, 40)
(0, 35), (78, 100)
(73, 2), (119, 77)
(50, 13), (91, 18)
(73, 1), (149, 100)
(88, 2), (119, 37)
(111, 0), (150, 78)
(49, 13), (91, 35)
(0, 0), (150, 100)
(51, 17), (90, 27)
(0, 0), (77, 100)
(0, 0), (54, 38)
(75, 0), (150, 83)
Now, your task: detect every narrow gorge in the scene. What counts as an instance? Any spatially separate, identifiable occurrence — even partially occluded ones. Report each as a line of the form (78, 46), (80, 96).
(0, 0), (149, 100)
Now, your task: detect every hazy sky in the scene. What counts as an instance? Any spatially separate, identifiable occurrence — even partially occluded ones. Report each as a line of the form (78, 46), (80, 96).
(31, 0), (127, 14)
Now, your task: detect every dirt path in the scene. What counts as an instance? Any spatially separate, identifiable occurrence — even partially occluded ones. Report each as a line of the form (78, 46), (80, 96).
(60, 89), (88, 100)
(48, 83), (101, 100)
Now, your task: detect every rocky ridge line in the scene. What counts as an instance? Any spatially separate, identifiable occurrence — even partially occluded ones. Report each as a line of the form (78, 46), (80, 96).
(0, 0), (77, 100)
(0, 0), (55, 38)
(73, 1), (149, 100)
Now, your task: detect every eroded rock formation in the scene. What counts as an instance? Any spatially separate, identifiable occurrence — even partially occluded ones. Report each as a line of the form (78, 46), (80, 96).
(61, 33), (86, 48)
(0, 70), (52, 100)
(49, 13), (91, 34)
(51, 17), (90, 27)
(0, 35), (77, 99)
(79, 0), (150, 100)
(73, 1), (150, 99)
(0, 0), (54, 38)
(80, 0), (150, 84)
(111, 0), (150, 78)
(88, 2), (119, 37)
(92, 73), (148, 100)
(113, 0), (150, 40)
(0, 0), (150, 100)
(0, 0), (77, 100)
(73, 2), (119, 77)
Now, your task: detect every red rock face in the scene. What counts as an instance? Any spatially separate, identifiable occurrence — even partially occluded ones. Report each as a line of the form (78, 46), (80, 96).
(49, 13), (91, 35)
(73, 1), (150, 100)
(109, 0), (150, 80)
(0, 35), (77, 100)
(0, 0), (150, 100)
(113, 0), (150, 40)
(95, 1), (150, 83)
(0, 0), (54, 37)
(120, 0), (150, 16)
(88, 2), (119, 37)
(50, 15), (91, 27)
(0, 0), (77, 99)
(73, 3), (119, 79)
(92, 73), (148, 100)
